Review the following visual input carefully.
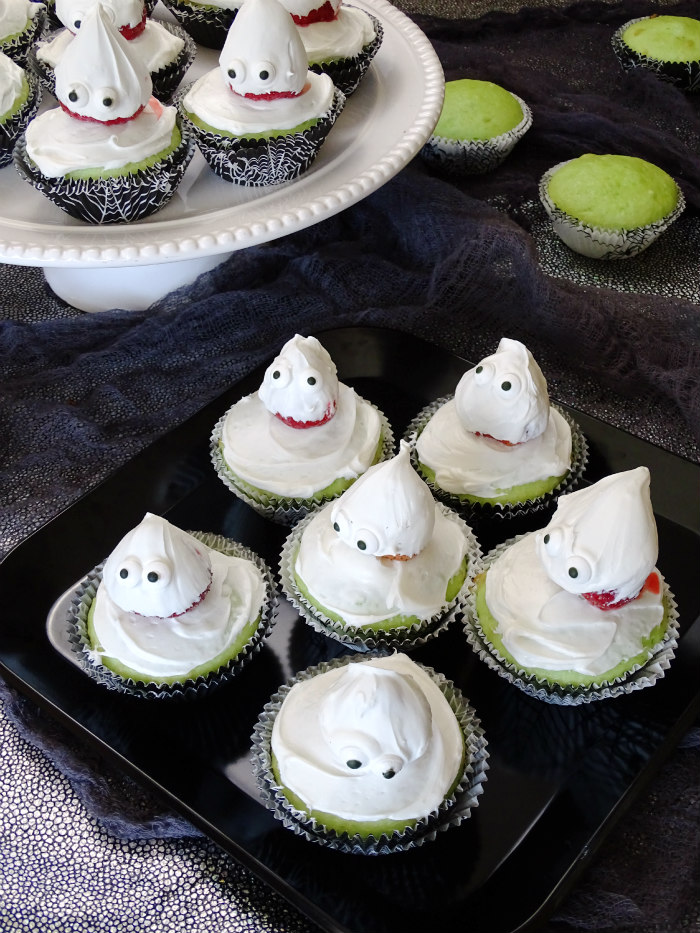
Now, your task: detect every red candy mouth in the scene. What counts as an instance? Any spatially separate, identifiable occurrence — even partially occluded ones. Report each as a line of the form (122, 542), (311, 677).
(292, 0), (338, 25)
(274, 400), (336, 429)
(474, 432), (521, 447)
(60, 101), (145, 124)
(582, 571), (660, 611)
(120, 7), (147, 39)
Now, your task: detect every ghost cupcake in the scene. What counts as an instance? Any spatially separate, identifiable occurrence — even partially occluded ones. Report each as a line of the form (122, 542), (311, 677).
(212, 334), (393, 523)
(177, 0), (345, 186)
(279, 0), (383, 97)
(467, 468), (679, 704)
(0, 50), (40, 166)
(252, 652), (489, 852)
(407, 338), (586, 519)
(14, 3), (194, 224)
(30, 0), (196, 102)
(280, 441), (481, 650)
(67, 512), (277, 698)
(0, 0), (45, 66)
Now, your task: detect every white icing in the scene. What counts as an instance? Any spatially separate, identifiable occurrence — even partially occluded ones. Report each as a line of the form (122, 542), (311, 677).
(536, 467), (658, 603)
(221, 383), (382, 497)
(54, 4), (152, 121)
(416, 398), (571, 497)
(330, 441), (435, 558)
(271, 654), (464, 822)
(0, 49), (24, 114)
(295, 499), (467, 626)
(37, 21), (185, 75)
(455, 338), (550, 444)
(258, 334), (338, 425)
(484, 531), (664, 675)
(55, 0), (143, 32)
(102, 513), (212, 618)
(294, 6), (376, 62)
(188, 0), (238, 9)
(0, 0), (36, 41)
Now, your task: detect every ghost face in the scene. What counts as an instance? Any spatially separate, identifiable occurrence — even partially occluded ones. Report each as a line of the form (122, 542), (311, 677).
(56, 0), (145, 34)
(258, 335), (338, 426)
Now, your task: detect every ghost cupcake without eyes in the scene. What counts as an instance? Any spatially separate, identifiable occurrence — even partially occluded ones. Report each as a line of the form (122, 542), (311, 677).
(468, 467), (679, 702)
(15, 2), (194, 223)
(409, 337), (585, 514)
(178, 0), (345, 186)
(212, 333), (393, 522)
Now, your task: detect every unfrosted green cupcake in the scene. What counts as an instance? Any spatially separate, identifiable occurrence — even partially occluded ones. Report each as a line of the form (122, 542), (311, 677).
(612, 14), (700, 91)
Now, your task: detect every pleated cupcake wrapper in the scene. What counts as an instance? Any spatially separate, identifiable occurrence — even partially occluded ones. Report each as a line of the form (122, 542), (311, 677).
(0, 71), (41, 168)
(0, 4), (47, 67)
(420, 94), (532, 177)
(210, 402), (395, 526)
(29, 22), (197, 102)
(66, 533), (279, 700)
(251, 654), (489, 854)
(161, 0), (238, 49)
(307, 10), (384, 97)
(611, 17), (700, 92)
(405, 397), (588, 523)
(464, 535), (680, 706)
(278, 503), (483, 652)
(13, 119), (195, 224)
(538, 160), (686, 260)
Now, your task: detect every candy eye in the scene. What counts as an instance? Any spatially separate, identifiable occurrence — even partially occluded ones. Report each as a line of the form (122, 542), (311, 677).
(498, 372), (522, 397)
(265, 357), (291, 388)
(66, 82), (89, 107)
(346, 758), (362, 770)
(541, 527), (564, 556)
(142, 559), (172, 588)
(566, 555), (593, 584)
(115, 557), (142, 588)
(353, 528), (379, 554)
(225, 59), (246, 85)
(473, 361), (494, 385)
(255, 60), (276, 82)
(301, 368), (321, 389)
(99, 87), (118, 109)
(373, 754), (404, 780)
(331, 508), (350, 538)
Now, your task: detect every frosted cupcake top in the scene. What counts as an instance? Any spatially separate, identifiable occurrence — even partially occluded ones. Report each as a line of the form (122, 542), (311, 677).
(277, 0), (376, 61)
(0, 0), (36, 41)
(0, 49), (25, 114)
(258, 334), (339, 427)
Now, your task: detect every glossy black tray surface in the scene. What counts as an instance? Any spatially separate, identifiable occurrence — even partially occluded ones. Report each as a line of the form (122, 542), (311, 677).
(1, 327), (699, 933)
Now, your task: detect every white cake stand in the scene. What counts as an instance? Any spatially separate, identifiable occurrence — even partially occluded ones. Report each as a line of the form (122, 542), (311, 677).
(0, 0), (444, 312)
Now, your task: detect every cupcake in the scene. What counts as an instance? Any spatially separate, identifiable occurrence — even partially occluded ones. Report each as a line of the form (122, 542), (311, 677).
(14, 3), (194, 224)
(466, 467), (679, 705)
(407, 338), (586, 519)
(279, 441), (481, 650)
(539, 153), (685, 259)
(0, 0), (45, 66)
(612, 14), (700, 92)
(30, 0), (196, 102)
(279, 0), (383, 97)
(252, 652), (489, 853)
(67, 512), (278, 698)
(212, 333), (393, 523)
(0, 50), (40, 166)
(421, 78), (532, 176)
(161, 0), (239, 50)
(177, 0), (345, 186)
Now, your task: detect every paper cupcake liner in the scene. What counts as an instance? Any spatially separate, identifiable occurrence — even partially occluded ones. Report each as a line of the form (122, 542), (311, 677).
(464, 535), (680, 706)
(278, 503), (483, 652)
(177, 85), (345, 186)
(611, 17), (700, 93)
(405, 397), (588, 524)
(538, 160), (686, 260)
(13, 119), (195, 224)
(160, 0), (239, 48)
(66, 533), (279, 700)
(0, 71), (41, 168)
(307, 10), (383, 97)
(420, 94), (532, 177)
(0, 4), (46, 67)
(251, 653), (489, 854)
(210, 401), (394, 526)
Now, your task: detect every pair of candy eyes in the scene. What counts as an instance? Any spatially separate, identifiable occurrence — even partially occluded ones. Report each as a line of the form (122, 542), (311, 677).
(268, 363), (321, 389)
(473, 362), (522, 395)
(227, 60), (277, 83)
(66, 85), (118, 108)
(345, 759), (397, 779)
(542, 532), (593, 581)
(332, 520), (377, 553)
(116, 559), (172, 587)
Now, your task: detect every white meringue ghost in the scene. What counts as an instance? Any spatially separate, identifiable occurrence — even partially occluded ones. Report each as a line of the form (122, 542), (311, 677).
(101, 513), (213, 618)
(219, 0), (307, 98)
(536, 467), (658, 604)
(455, 338), (550, 445)
(54, 2), (152, 123)
(258, 334), (339, 427)
(56, 0), (144, 35)
(330, 441), (435, 559)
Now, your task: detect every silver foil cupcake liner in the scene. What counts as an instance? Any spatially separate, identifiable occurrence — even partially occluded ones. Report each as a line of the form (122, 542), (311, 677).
(611, 17), (700, 92)
(279, 502), (483, 651)
(177, 85), (345, 186)
(0, 4), (46, 67)
(405, 396), (588, 523)
(210, 400), (395, 526)
(251, 653), (489, 854)
(420, 93), (532, 177)
(538, 160), (686, 260)
(66, 533), (279, 700)
(464, 535), (680, 706)
(0, 70), (41, 168)
(307, 10), (383, 97)
(160, 0), (239, 48)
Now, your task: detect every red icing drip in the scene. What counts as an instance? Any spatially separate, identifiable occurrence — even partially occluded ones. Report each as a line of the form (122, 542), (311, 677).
(643, 571), (661, 594)
(582, 571), (660, 611)
(120, 7), (147, 40)
(240, 89), (302, 101)
(274, 400), (336, 429)
(292, 1), (338, 25)
(474, 431), (519, 447)
(59, 101), (146, 125)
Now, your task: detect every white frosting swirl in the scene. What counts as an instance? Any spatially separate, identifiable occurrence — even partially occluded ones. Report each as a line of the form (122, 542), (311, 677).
(0, 49), (24, 114)
(221, 384), (382, 498)
(455, 338), (550, 444)
(55, 0), (144, 32)
(330, 442), (435, 558)
(271, 654), (464, 822)
(294, 6), (376, 62)
(258, 334), (339, 425)
(416, 398), (571, 497)
(295, 499), (467, 626)
(484, 531), (664, 675)
(0, 0), (35, 41)
(37, 21), (185, 74)
(536, 467), (658, 603)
